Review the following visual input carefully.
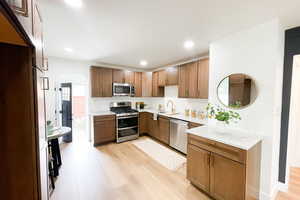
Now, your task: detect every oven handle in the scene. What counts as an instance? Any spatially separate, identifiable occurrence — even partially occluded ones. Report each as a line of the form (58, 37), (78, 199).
(117, 126), (138, 130)
(117, 115), (139, 119)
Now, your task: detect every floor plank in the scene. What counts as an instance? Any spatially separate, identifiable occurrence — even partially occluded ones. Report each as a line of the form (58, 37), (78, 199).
(51, 135), (212, 200)
(276, 167), (300, 200)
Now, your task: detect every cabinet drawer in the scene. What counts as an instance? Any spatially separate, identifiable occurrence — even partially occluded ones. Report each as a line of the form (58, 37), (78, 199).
(188, 134), (246, 164)
(94, 115), (115, 122)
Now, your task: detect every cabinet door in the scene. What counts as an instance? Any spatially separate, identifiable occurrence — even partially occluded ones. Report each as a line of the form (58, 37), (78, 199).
(197, 59), (209, 99)
(142, 72), (152, 97)
(124, 71), (134, 84)
(187, 145), (210, 193)
(187, 62), (198, 98)
(158, 117), (170, 144)
(33, 3), (44, 70)
(113, 69), (125, 83)
(158, 70), (166, 86)
(101, 68), (113, 97)
(139, 112), (148, 134)
(166, 66), (178, 85)
(178, 65), (188, 98)
(210, 153), (245, 200)
(90, 67), (101, 97)
(94, 117), (116, 145)
(152, 71), (164, 97)
(134, 72), (142, 97)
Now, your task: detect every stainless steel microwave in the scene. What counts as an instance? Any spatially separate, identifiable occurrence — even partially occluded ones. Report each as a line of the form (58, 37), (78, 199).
(113, 83), (135, 96)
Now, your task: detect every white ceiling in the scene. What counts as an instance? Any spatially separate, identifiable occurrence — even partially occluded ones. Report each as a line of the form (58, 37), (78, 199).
(40, 0), (300, 69)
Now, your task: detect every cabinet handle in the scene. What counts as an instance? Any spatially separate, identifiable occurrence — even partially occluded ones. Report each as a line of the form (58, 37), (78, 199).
(42, 77), (49, 90)
(210, 155), (214, 167)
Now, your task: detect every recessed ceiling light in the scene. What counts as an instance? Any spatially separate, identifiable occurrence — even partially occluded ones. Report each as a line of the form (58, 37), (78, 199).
(64, 47), (73, 52)
(64, 0), (82, 8)
(184, 40), (195, 49)
(140, 60), (148, 66)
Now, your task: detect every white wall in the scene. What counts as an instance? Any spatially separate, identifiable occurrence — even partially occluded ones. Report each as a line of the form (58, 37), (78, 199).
(209, 19), (284, 200)
(288, 55), (300, 167)
(45, 57), (208, 121)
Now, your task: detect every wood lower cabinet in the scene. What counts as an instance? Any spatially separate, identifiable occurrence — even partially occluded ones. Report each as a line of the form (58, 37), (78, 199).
(210, 153), (245, 200)
(187, 134), (261, 200)
(157, 116), (170, 144)
(93, 115), (116, 145)
(188, 122), (202, 129)
(90, 66), (113, 97)
(187, 145), (210, 193)
(139, 112), (149, 134)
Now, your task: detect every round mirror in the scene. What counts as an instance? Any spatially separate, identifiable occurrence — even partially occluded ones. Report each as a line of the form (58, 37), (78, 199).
(217, 73), (257, 109)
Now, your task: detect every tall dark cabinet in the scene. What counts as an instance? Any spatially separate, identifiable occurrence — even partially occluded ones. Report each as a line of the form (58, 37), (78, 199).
(0, 1), (48, 200)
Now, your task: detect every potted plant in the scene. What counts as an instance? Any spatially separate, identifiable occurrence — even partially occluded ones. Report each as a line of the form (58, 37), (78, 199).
(206, 103), (241, 126)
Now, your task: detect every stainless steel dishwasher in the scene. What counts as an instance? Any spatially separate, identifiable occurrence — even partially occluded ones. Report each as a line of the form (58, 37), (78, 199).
(170, 119), (188, 154)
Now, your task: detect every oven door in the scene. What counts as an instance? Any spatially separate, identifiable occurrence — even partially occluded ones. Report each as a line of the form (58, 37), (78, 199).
(113, 83), (131, 96)
(117, 115), (138, 129)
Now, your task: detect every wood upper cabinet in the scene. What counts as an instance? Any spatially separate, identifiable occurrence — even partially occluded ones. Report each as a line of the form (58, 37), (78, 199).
(142, 72), (152, 97)
(197, 58), (209, 99)
(113, 69), (125, 83)
(157, 116), (170, 144)
(134, 72), (142, 97)
(152, 71), (164, 97)
(93, 115), (116, 145)
(209, 153), (245, 200)
(124, 70), (134, 84)
(32, 3), (44, 70)
(187, 145), (210, 193)
(179, 59), (209, 98)
(165, 66), (178, 86)
(158, 70), (166, 86)
(179, 62), (198, 98)
(90, 66), (113, 97)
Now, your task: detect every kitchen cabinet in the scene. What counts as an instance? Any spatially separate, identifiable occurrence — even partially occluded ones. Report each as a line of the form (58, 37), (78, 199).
(165, 66), (178, 85)
(93, 115), (116, 145)
(90, 66), (113, 97)
(125, 70), (135, 84)
(187, 145), (210, 193)
(179, 59), (209, 98)
(152, 71), (164, 97)
(157, 116), (170, 144)
(142, 72), (152, 97)
(187, 134), (261, 200)
(134, 72), (142, 97)
(197, 58), (209, 99)
(139, 112), (151, 134)
(158, 70), (166, 86)
(210, 153), (245, 200)
(113, 69), (125, 83)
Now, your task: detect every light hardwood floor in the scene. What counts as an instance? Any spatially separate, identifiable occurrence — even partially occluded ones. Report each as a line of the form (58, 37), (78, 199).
(51, 135), (212, 200)
(276, 168), (300, 200)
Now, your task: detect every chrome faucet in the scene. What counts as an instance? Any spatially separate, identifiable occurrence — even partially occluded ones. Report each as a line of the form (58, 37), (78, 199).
(167, 100), (176, 114)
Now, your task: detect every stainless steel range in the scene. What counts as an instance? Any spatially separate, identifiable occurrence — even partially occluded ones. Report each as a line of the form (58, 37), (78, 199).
(110, 102), (139, 143)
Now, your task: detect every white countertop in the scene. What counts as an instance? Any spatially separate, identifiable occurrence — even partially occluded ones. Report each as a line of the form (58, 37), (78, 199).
(187, 125), (262, 150)
(139, 109), (208, 125)
(47, 127), (72, 140)
(90, 109), (207, 125)
(89, 111), (116, 116)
